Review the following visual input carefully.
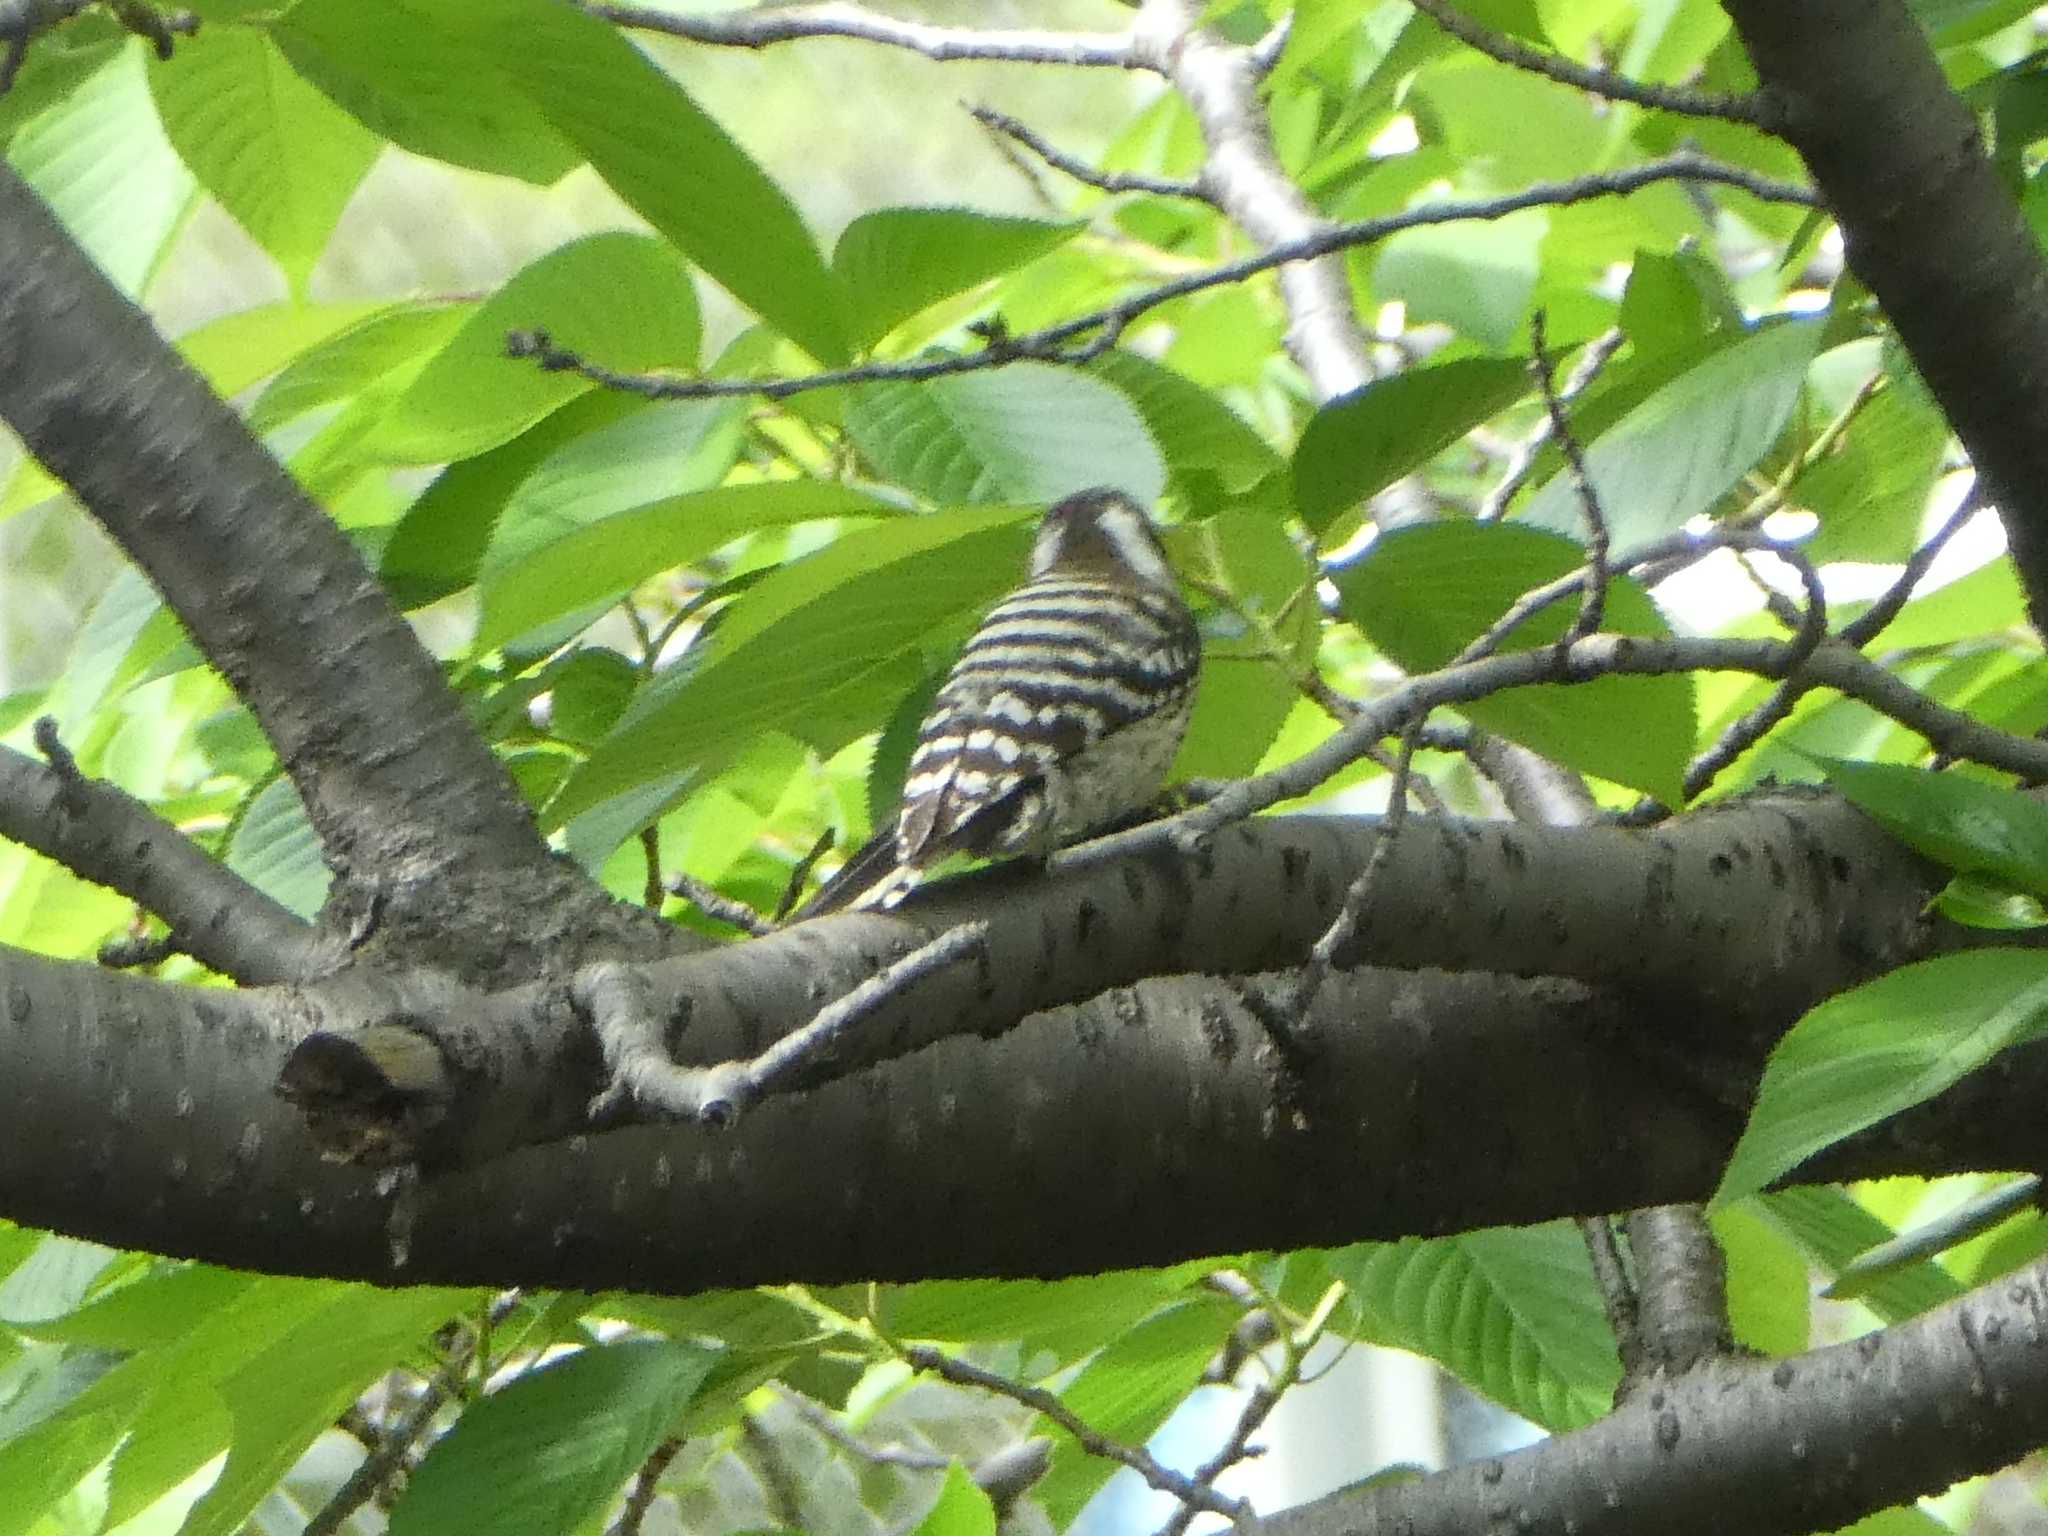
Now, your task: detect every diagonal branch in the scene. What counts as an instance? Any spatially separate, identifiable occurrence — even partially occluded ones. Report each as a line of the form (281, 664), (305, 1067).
(0, 164), (664, 975)
(1263, 1254), (2048, 1536)
(1405, 0), (1777, 127)
(0, 733), (332, 986)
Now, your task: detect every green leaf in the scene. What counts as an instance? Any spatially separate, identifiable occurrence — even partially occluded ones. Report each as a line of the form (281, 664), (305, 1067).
(911, 1463), (998, 1536)
(181, 1287), (477, 1536)
(1711, 1203), (1810, 1355)
(225, 776), (328, 919)
(478, 480), (899, 651)
(551, 510), (1035, 826)
(1933, 872), (2048, 930)
(1758, 1186), (1962, 1322)
(1372, 210), (1547, 351)
(1088, 351), (1282, 497)
(1794, 375), (1950, 564)
(360, 232), (700, 464)
(834, 207), (1080, 353)
(147, 27), (381, 289)
(846, 363), (1167, 506)
(1292, 358), (1531, 533)
(1715, 950), (2048, 1208)
(248, 301), (475, 435)
(875, 1263), (1216, 1365)
(1324, 1223), (1620, 1429)
(269, 0), (580, 182)
(389, 1341), (716, 1536)
(8, 45), (194, 297)
(1333, 522), (1695, 802)
(1032, 1298), (1237, 1525)
(1519, 318), (1823, 553)
(281, 0), (844, 355)
(379, 389), (642, 610)
(1820, 758), (2048, 895)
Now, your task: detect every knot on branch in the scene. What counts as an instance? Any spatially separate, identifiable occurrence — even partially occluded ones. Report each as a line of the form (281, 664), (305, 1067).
(277, 1024), (452, 1166)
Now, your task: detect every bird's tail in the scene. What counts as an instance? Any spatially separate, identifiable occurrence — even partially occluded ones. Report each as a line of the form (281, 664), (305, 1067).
(789, 828), (917, 917)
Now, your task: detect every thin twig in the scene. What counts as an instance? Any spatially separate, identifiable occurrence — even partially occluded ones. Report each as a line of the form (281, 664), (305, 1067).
(1529, 311), (1609, 644)
(1056, 631), (2048, 868)
(605, 1437), (683, 1536)
(901, 1344), (1249, 1523)
(1579, 1215), (1645, 1385)
(1481, 327), (1624, 519)
(772, 1385), (950, 1471)
(1838, 483), (1987, 649)
(668, 871), (777, 936)
(305, 1296), (520, 1536)
(580, 1), (1146, 67)
(506, 154), (1816, 405)
(1405, 0), (1776, 127)
(969, 103), (1209, 200)
(581, 923), (991, 1124)
(773, 828), (837, 923)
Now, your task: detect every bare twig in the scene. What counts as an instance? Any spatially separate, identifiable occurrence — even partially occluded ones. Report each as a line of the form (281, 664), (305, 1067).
(1481, 327), (1624, 519)
(1059, 630), (2048, 868)
(901, 1344), (1249, 1523)
(772, 1385), (950, 1471)
(306, 1295), (521, 1536)
(0, 731), (330, 986)
(1405, 0), (1776, 127)
(1838, 483), (1987, 650)
(580, 922), (991, 1125)
(605, 1437), (683, 1536)
(580, 1), (1146, 67)
(1299, 723), (1424, 1001)
(668, 871), (777, 936)
(1580, 1215), (1645, 1386)
(969, 104), (1209, 200)
(507, 154), (1816, 406)
(1529, 312), (1610, 644)
(773, 827), (837, 924)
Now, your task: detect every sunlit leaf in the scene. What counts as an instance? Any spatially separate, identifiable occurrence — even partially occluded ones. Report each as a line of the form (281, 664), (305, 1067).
(388, 1341), (716, 1536)
(1715, 951), (2048, 1208)
(1293, 358), (1530, 533)
(1519, 318), (1823, 553)
(1333, 522), (1694, 802)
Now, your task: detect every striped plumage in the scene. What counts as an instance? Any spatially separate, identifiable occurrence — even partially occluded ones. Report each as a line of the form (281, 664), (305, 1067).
(805, 489), (1200, 914)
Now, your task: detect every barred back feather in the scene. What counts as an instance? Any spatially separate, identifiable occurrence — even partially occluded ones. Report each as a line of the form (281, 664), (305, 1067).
(804, 489), (1199, 914)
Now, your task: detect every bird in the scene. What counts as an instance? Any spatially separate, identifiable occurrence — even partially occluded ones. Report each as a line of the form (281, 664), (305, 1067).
(800, 487), (1201, 915)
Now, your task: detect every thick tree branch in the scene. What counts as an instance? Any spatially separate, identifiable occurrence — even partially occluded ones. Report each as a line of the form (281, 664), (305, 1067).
(282, 793), (1952, 1168)
(1134, 0), (1373, 395)
(1259, 1254), (2048, 1536)
(0, 165), (666, 976)
(1721, 0), (2048, 636)
(0, 737), (332, 985)
(580, 2), (1145, 67)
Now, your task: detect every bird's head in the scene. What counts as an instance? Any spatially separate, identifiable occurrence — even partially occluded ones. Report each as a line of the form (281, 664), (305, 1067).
(1027, 488), (1175, 589)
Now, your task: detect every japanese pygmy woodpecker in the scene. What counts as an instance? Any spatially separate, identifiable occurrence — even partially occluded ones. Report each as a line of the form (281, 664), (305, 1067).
(803, 488), (1201, 914)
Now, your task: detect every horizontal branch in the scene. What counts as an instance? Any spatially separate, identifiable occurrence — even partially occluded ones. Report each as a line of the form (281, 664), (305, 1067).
(509, 152), (1817, 404)
(6, 909), (2043, 1292)
(580, 1), (1144, 67)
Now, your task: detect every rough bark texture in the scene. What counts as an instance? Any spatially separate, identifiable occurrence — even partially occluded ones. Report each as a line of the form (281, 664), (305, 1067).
(0, 167), (671, 979)
(1722, 0), (2048, 635)
(1261, 1256), (2048, 1535)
